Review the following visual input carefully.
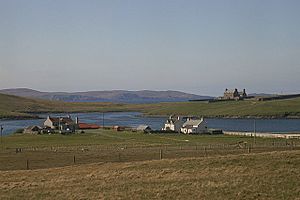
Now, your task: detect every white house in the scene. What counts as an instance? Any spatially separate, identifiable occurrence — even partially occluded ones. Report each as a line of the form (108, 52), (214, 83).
(180, 118), (208, 134)
(44, 115), (77, 133)
(162, 116), (187, 132)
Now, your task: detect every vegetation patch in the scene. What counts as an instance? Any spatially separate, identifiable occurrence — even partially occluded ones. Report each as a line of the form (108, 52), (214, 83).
(2, 93), (300, 119)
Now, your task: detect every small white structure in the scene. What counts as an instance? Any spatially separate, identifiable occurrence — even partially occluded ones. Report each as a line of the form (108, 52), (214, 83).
(180, 118), (208, 134)
(136, 125), (152, 133)
(162, 115), (187, 132)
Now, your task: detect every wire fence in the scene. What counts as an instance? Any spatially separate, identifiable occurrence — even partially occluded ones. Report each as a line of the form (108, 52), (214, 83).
(0, 141), (299, 171)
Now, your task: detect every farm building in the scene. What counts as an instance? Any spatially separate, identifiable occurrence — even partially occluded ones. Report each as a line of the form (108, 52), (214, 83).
(180, 118), (208, 134)
(78, 123), (100, 129)
(162, 115), (187, 132)
(23, 125), (42, 134)
(136, 125), (152, 133)
(223, 88), (247, 100)
(44, 115), (77, 133)
(113, 126), (132, 131)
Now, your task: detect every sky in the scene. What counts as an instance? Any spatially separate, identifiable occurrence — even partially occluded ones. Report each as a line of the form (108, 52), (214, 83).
(0, 0), (300, 96)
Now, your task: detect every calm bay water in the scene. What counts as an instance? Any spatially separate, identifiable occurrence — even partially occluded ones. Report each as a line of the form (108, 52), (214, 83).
(0, 112), (300, 135)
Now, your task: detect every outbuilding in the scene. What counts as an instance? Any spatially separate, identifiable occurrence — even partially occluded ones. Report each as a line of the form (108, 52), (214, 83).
(136, 125), (152, 133)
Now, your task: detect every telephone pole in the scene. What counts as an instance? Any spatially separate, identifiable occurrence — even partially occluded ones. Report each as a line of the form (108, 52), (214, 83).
(102, 112), (105, 129)
(253, 119), (256, 144)
(0, 125), (3, 147)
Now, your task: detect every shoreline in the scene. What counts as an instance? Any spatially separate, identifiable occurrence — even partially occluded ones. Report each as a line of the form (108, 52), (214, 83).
(2, 111), (300, 121)
(142, 113), (300, 119)
(224, 131), (300, 138)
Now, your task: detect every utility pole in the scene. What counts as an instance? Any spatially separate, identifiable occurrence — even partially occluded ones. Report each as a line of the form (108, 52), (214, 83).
(0, 125), (3, 148)
(102, 112), (105, 129)
(254, 119), (256, 144)
(58, 118), (61, 133)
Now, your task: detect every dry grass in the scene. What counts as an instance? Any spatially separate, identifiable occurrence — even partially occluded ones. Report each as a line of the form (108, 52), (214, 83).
(2, 93), (300, 119)
(1, 130), (298, 171)
(0, 150), (299, 200)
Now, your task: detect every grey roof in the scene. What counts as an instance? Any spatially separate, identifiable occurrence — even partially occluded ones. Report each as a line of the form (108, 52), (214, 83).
(182, 119), (205, 127)
(25, 125), (42, 131)
(137, 125), (151, 131)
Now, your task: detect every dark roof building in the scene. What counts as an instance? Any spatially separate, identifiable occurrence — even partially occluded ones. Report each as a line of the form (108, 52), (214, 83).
(223, 88), (247, 100)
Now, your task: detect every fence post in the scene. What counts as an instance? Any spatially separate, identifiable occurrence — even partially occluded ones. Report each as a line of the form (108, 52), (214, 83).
(204, 147), (207, 157)
(26, 159), (29, 170)
(73, 155), (76, 164)
(159, 149), (163, 160)
(248, 145), (251, 154)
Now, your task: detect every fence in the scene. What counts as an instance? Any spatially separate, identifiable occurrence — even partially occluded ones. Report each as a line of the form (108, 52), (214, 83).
(0, 140), (299, 171)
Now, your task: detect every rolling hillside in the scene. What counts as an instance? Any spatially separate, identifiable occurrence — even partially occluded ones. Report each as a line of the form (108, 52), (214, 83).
(1, 93), (300, 119)
(0, 88), (212, 103)
(0, 93), (141, 119)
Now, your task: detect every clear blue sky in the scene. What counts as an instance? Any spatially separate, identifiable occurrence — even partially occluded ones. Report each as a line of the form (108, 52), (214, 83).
(0, 0), (299, 96)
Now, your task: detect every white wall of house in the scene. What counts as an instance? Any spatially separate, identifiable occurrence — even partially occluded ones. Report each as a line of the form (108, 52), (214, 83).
(181, 119), (208, 134)
(44, 117), (55, 129)
(163, 120), (185, 132)
(163, 116), (209, 134)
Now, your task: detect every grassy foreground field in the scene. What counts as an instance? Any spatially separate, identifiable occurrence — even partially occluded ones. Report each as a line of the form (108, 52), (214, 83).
(0, 150), (299, 200)
(1, 93), (300, 119)
(0, 130), (299, 199)
(0, 129), (299, 170)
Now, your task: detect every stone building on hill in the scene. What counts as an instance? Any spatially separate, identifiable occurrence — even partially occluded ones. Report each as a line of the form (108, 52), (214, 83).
(223, 88), (247, 100)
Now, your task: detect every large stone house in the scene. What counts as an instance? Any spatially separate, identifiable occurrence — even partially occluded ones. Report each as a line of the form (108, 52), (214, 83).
(180, 118), (208, 134)
(223, 88), (247, 100)
(163, 115), (208, 134)
(44, 115), (77, 133)
(162, 115), (187, 132)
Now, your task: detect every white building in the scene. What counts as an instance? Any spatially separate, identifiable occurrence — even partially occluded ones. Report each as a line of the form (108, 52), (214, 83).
(180, 118), (208, 134)
(136, 125), (152, 133)
(44, 115), (77, 133)
(162, 116), (187, 132)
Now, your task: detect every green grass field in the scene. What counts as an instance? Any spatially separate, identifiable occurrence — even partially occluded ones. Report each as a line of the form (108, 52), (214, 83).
(1, 129), (295, 148)
(1, 93), (300, 119)
(0, 149), (299, 199)
(0, 93), (142, 119)
(0, 130), (299, 199)
(0, 130), (298, 170)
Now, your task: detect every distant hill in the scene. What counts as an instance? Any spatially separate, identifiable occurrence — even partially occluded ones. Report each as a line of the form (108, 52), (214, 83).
(1, 91), (300, 120)
(248, 93), (277, 97)
(0, 88), (213, 103)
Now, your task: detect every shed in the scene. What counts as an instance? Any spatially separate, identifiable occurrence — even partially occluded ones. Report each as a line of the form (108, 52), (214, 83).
(136, 125), (152, 133)
(23, 125), (42, 134)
